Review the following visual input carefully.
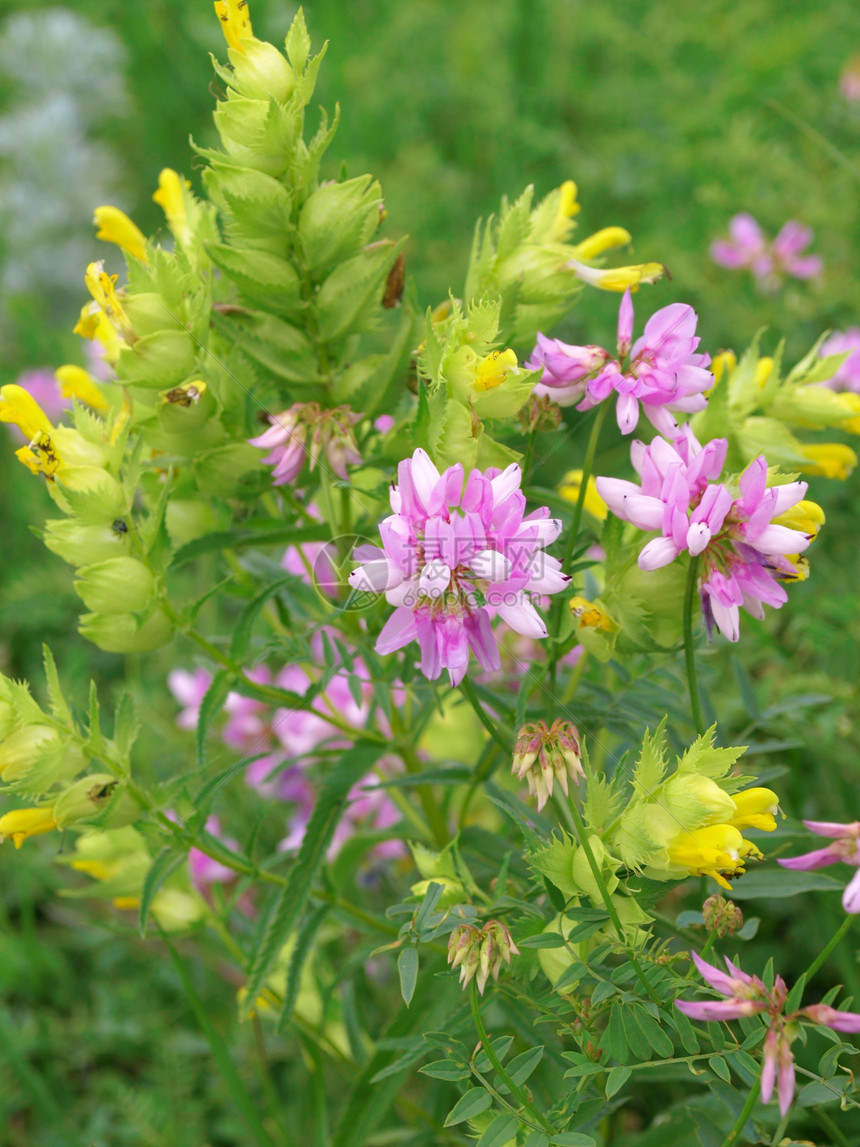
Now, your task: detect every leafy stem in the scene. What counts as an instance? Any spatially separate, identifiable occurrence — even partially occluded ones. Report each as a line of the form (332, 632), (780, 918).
(683, 555), (706, 736)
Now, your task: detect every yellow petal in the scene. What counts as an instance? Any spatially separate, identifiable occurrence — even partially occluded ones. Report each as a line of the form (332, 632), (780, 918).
(0, 806), (59, 848)
(773, 498), (825, 537)
(709, 350), (737, 387)
(153, 169), (193, 247)
(568, 258), (665, 292)
(55, 365), (110, 413)
(15, 430), (63, 478)
(0, 384), (54, 439)
(93, 206), (148, 263)
(798, 443), (858, 480)
(729, 787), (780, 832)
(84, 260), (134, 341)
(214, 0), (253, 54)
(572, 226), (632, 261)
(474, 349), (518, 391)
(569, 596), (615, 631)
(558, 470), (608, 521)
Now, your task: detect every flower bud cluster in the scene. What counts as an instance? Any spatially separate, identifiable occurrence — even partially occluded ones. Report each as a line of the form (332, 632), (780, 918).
(512, 719), (583, 812)
(702, 894), (744, 937)
(447, 920), (520, 995)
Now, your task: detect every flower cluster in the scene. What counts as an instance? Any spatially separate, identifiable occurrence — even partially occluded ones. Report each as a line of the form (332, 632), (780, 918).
(349, 448), (567, 686)
(447, 920), (520, 995)
(250, 402), (363, 486)
(512, 719), (583, 811)
(710, 213), (822, 291)
(677, 951), (860, 1117)
(778, 819), (860, 913)
(527, 289), (712, 435)
(596, 427), (819, 641)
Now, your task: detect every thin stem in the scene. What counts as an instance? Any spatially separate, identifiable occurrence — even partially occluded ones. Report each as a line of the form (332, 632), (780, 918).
(719, 1074), (760, 1147)
(469, 980), (556, 1135)
(683, 555), (705, 736)
(698, 932), (717, 963)
(562, 403), (609, 574)
(813, 1107), (853, 1147)
(804, 913), (854, 983)
(521, 425), (538, 484)
(566, 797), (661, 1006)
(460, 677), (513, 753)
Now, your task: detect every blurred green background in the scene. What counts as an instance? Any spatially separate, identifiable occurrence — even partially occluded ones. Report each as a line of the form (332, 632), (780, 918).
(1, 1), (860, 1143)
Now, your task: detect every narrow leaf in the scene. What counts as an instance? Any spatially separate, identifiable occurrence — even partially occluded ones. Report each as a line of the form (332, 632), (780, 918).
(477, 1114), (519, 1147)
(278, 904), (330, 1030)
(443, 1087), (492, 1127)
(42, 645), (72, 724)
(196, 669), (235, 768)
(139, 846), (186, 937)
(398, 947), (419, 1007)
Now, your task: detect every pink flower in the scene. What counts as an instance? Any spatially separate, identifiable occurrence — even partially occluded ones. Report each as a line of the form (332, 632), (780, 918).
(349, 449), (567, 686)
(778, 820), (860, 913)
(528, 291), (712, 436)
(819, 328), (860, 394)
(167, 667), (213, 731)
(711, 213), (822, 292)
(677, 951), (860, 1118)
(249, 402), (362, 486)
(596, 427), (812, 641)
(188, 815), (240, 892)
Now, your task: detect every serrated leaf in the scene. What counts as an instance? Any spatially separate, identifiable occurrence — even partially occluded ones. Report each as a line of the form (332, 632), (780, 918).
(112, 690), (141, 763)
(477, 1114), (519, 1147)
(41, 645), (72, 725)
(87, 679), (105, 757)
(278, 904), (330, 1030)
(604, 1065), (631, 1098)
(632, 717), (669, 797)
(229, 577), (291, 663)
(240, 743), (382, 1018)
(196, 670), (235, 768)
(443, 1088), (492, 1127)
(676, 726), (746, 781)
(139, 846), (186, 936)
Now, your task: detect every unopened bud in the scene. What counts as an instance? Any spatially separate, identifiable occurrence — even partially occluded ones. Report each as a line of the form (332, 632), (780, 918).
(512, 719), (584, 812)
(702, 895), (744, 938)
(78, 607), (173, 653)
(74, 557), (154, 614)
(52, 774), (142, 830)
(447, 920), (519, 995)
(518, 393), (563, 434)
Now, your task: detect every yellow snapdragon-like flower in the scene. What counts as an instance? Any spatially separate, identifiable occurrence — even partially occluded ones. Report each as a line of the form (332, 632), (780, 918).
(153, 168), (193, 247)
(771, 499), (824, 582)
(567, 257), (665, 293)
(0, 806), (59, 848)
(798, 442), (858, 480)
(569, 596), (615, 632)
(84, 260), (135, 342)
(546, 180), (580, 242)
(93, 206), (148, 263)
(0, 384), (63, 478)
(571, 226), (632, 261)
(474, 349), (518, 391)
(727, 787), (780, 833)
(55, 365), (110, 413)
(214, 0), (253, 54)
(73, 302), (123, 363)
(667, 824), (763, 890)
(559, 470), (607, 521)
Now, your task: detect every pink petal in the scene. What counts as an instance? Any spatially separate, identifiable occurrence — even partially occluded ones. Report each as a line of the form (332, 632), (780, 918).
(376, 606), (417, 655)
(617, 289), (634, 357)
(638, 536), (682, 571)
(803, 819), (860, 839)
(842, 863), (860, 913)
(802, 1003), (860, 1032)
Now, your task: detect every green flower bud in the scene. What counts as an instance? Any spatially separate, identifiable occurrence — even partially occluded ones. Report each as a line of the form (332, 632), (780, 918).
(50, 467), (126, 520)
(212, 98), (290, 176)
(409, 877), (465, 909)
(227, 39), (296, 103)
(74, 557), (154, 615)
(537, 913), (583, 990)
(157, 381), (216, 434)
(206, 244), (301, 314)
(165, 499), (226, 549)
(702, 894), (744, 938)
(151, 887), (206, 932)
(661, 774), (735, 832)
(298, 176), (383, 272)
(43, 518), (132, 567)
(0, 725), (86, 786)
(0, 679), (16, 742)
(50, 428), (108, 469)
(52, 774), (142, 830)
(571, 834), (620, 903)
(78, 608), (173, 653)
(122, 293), (185, 337)
(115, 330), (197, 388)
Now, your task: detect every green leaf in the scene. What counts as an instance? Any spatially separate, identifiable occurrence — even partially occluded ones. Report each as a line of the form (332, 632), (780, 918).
(230, 577), (291, 663)
(727, 867), (844, 900)
(517, 933), (568, 949)
(621, 1008), (651, 1061)
(278, 904), (330, 1031)
(398, 947), (419, 1008)
(419, 1060), (470, 1081)
(634, 1008), (676, 1057)
(477, 1114), (519, 1147)
(631, 717), (669, 797)
(86, 679), (105, 757)
(502, 1046), (544, 1088)
(443, 1087), (493, 1127)
(550, 1135), (597, 1147)
(41, 645), (72, 725)
(112, 691), (141, 763)
(196, 670), (235, 768)
(708, 1055), (731, 1082)
(604, 1065), (631, 1098)
(316, 238), (408, 342)
(139, 846), (186, 937)
(605, 1004), (629, 1063)
(171, 522), (328, 568)
(240, 743), (383, 1018)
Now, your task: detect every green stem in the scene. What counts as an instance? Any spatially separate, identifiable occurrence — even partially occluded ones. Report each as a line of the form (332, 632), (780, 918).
(566, 797), (661, 1006)
(469, 981), (556, 1134)
(521, 425), (538, 484)
(562, 403), (609, 574)
(389, 706), (449, 847)
(683, 555), (705, 736)
(813, 1107), (853, 1147)
(803, 913), (854, 983)
(698, 931), (717, 963)
(460, 677), (513, 753)
(719, 1075), (760, 1147)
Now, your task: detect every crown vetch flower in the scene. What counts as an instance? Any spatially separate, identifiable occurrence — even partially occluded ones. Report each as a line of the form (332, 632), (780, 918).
(528, 290), (712, 435)
(711, 213), (822, 292)
(512, 718), (583, 811)
(249, 403), (362, 486)
(778, 819), (860, 913)
(349, 449), (567, 686)
(447, 920), (520, 995)
(596, 427), (817, 641)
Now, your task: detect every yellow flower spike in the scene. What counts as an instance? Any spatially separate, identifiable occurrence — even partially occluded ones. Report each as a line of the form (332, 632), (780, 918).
(777, 555), (810, 582)
(84, 261), (135, 342)
(214, 0), (253, 53)
(0, 807), (59, 848)
(709, 350), (737, 387)
(774, 499), (825, 538)
(55, 365), (110, 414)
(798, 443), (858, 480)
(93, 206), (148, 263)
(567, 258), (665, 292)
(153, 168), (193, 247)
(474, 349), (518, 391)
(572, 226), (632, 261)
(667, 823), (752, 889)
(0, 383), (54, 439)
(559, 470), (608, 521)
(569, 596), (615, 632)
(842, 415), (860, 435)
(728, 787), (780, 833)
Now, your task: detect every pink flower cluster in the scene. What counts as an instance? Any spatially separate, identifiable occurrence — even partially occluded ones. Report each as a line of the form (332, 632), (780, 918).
(249, 402), (362, 486)
(779, 819), (860, 913)
(711, 214), (822, 292)
(349, 449), (567, 686)
(677, 951), (860, 1117)
(526, 289), (712, 435)
(596, 427), (812, 641)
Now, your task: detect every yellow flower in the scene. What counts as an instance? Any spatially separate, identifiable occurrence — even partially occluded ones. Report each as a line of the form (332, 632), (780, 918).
(754, 357), (774, 388)
(0, 806), (59, 848)
(55, 365), (110, 413)
(667, 824), (762, 890)
(214, 0), (253, 52)
(546, 180), (580, 242)
(709, 350), (737, 387)
(776, 555), (810, 582)
(571, 226), (632, 261)
(84, 261), (135, 342)
(774, 498), (825, 538)
(93, 206), (147, 263)
(567, 258), (665, 292)
(474, 349), (518, 391)
(569, 596), (615, 632)
(73, 303), (122, 363)
(728, 787), (780, 832)
(0, 384), (54, 440)
(798, 442), (858, 480)
(71, 858), (118, 881)
(559, 470), (607, 521)
(15, 432), (62, 478)
(153, 168), (193, 247)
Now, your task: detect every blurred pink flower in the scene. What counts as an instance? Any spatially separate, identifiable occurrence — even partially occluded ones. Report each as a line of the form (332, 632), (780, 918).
(819, 328), (860, 393)
(711, 213), (822, 292)
(188, 815), (240, 891)
(840, 54), (860, 101)
(778, 819), (860, 912)
(167, 667), (213, 732)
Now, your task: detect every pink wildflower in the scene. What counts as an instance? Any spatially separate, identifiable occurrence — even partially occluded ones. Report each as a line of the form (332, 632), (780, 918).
(677, 951), (860, 1118)
(349, 448), (567, 686)
(596, 427), (813, 641)
(527, 290), (712, 435)
(711, 213), (822, 292)
(167, 668), (213, 731)
(778, 820), (860, 913)
(819, 328), (860, 393)
(249, 402), (362, 486)
(188, 815), (240, 892)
